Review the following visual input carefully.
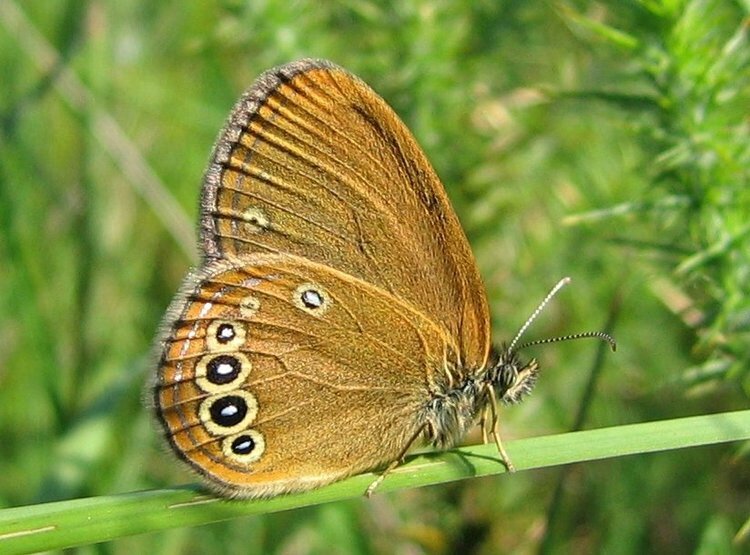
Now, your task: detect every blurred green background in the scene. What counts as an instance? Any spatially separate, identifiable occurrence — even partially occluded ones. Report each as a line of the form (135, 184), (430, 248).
(0, 0), (748, 553)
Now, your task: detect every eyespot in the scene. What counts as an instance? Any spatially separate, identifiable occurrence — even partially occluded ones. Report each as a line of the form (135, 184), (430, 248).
(208, 355), (240, 383)
(199, 390), (258, 435)
(210, 395), (247, 426)
(222, 429), (266, 465)
(195, 352), (251, 393)
(242, 207), (270, 232)
(293, 282), (331, 316)
(239, 295), (261, 319)
(206, 320), (246, 351)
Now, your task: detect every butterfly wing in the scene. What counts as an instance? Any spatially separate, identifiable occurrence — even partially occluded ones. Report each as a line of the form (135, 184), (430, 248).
(153, 253), (453, 497)
(200, 59), (490, 369)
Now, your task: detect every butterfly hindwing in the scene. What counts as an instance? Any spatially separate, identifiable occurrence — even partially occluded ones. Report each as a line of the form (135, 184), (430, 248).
(154, 253), (454, 497)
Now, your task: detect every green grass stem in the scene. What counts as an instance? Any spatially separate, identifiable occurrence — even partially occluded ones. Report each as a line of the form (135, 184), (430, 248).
(1, 410), (748, 554)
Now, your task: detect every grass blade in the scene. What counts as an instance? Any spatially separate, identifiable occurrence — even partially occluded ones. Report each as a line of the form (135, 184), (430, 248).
(1, 410), (748, 554)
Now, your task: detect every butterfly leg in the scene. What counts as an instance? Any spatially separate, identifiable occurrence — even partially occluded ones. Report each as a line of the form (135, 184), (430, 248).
(486, 385), (516, 472)
(365, 424), (427, 497)
(480, 404), (490, 444)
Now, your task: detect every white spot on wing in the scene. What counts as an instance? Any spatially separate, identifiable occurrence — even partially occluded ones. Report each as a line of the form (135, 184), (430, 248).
(198, 302), (214, 318)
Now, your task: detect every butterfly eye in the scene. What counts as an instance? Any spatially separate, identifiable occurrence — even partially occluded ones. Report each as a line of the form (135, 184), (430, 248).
(199, 390), (259, 435)
(293, 283), (331, 316)
(223, 429), (266, 465)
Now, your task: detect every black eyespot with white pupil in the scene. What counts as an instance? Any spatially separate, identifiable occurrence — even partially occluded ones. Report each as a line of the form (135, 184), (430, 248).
(206, 355), (242, 385)
(221, 429), (265, 463)
(216, 323), (236, 344)
(231, 434), (256, 455)
(301, 289), (323, 309)
(209, 395), (247, 427)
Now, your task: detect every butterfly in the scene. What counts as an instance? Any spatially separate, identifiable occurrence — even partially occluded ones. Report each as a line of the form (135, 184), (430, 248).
(151, 59), (614, 498)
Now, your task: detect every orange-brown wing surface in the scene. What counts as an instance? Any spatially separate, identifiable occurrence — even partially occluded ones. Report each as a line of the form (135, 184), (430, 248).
(200, 59), (490, 369)
(153, 253), (455, 498)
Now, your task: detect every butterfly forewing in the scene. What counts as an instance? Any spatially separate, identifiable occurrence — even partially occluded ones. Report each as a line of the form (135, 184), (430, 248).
(154, 253), (455, 497)
(200, 59), (490, 369)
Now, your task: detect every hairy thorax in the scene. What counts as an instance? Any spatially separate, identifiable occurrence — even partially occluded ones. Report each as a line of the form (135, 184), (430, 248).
(419, 347), (541, 450)
(421, 372), (486, 449)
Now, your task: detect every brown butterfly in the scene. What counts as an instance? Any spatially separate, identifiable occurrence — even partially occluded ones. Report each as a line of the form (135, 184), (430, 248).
(151, 59), (614, 498)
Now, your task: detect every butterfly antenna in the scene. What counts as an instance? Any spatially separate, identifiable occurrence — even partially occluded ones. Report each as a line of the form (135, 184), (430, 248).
(507, 277), (572, 353)
(517, 331), (616, 352)
(508, 277), (617, 354)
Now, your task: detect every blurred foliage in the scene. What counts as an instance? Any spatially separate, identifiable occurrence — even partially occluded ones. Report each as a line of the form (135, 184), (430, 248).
(0, 0), (747, 553)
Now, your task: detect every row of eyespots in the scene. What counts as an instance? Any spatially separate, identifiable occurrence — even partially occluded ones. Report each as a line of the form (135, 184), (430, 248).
(192, 283), (332, 464)
(196, 320), (264, 462)
(204, 281), (329, 345)
(197, 320), (250, 393)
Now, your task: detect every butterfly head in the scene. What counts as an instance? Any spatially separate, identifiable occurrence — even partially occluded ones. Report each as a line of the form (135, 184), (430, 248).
(485, 277), (616, 405)
(489, 347), (541, 405)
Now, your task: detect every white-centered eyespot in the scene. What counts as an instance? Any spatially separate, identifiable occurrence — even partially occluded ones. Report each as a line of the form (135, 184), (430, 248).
(206, 320), (246, 351)
(199, 390), (259, 436)
(195, 352), (252, 393)
(222, 429), (266, 465)
(293, 282), (331, 316)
